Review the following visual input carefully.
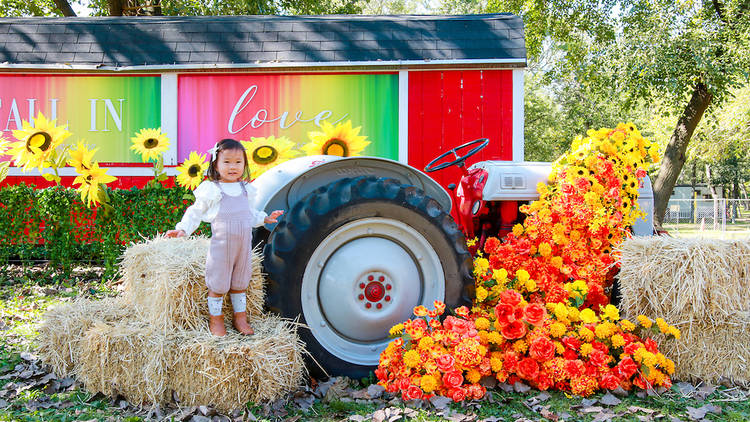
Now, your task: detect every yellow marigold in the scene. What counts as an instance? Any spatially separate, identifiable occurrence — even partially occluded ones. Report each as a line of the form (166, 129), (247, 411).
(466, 237), (478, 247)
(488, 331), (503, 345)
(668, 326), (681, 340)
(418, 336), (434, 350)
(641, 351), (657, 367)
(580, 308), (599, 324)
(550, 322), (567, 338)
(403, 349), (421, 368)
(466, 368), (481, 384)
(513, 340), (528, 354)
(554, 341), (565, 355)
(475, 286), (488, 302)
(595, 323), (612, 339)
(473, 257), (490, 276)
(656, 318), (669, 334)
(579, 327), (595, 342)
(538, 242), (552, 257)
(571, 279), (588, 295)
(601, 304), (620, 321)
(512, 223), (524, 237)
(665, 358), (675, 375)
(550, 256), (563, 269)
(611, 334), (626, 348)
(490, 357), (503, 372)
(620, 319), (636, 332)
(568, 307), (580, 322)
(516, 269), (530, 283)
(420, 374), (438, 393)
(656, 352), (667, 367)
(475, 317), (490, 331)
(579, 343), (593, 357)
(493, 268), (508, 282)
(637, 315), (652, 328)
(389, 323), (404, 336)
(478, 330), (489, 343)
(525, 279), (538, 292)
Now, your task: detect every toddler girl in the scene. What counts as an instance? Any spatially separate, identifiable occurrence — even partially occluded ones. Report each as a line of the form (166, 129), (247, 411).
(166, 138), (283, 336)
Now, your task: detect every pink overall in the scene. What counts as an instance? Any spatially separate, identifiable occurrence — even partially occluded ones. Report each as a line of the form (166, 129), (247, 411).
(205, 182), (254, 294)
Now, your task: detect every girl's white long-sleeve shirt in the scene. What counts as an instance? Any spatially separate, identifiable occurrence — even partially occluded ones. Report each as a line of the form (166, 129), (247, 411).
(175, 180), (268, 236)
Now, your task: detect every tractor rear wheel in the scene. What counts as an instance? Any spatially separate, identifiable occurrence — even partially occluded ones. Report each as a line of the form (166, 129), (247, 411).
(263, 176), (473, 379)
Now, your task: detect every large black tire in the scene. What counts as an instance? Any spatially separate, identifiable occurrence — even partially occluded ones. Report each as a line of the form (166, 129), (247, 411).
(263, 176), (473, 379)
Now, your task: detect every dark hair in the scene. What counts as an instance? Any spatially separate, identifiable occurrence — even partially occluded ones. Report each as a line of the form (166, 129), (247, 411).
(206, 138), (251, 182)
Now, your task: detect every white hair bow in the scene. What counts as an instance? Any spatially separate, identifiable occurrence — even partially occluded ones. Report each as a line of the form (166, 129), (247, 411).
(207, 143), (219, 162)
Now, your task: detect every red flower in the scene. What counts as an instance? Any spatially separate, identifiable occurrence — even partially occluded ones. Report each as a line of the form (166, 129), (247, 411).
(623, 342), (641, 355)
(504, 351), (520, 373)
(592, 341), (609, 355)
(535, 370), (553, 391)
(404, 384), (423, 401)
(375, 367), (388, 381)
(436, 354), (456, 372)
(455, 306), (470, 318)
(529, 337), (556, 362)
(397, 377), (411, 391)
(517, 357), (540, 380)
(449, 387), (466, 402)
(616, 356), (639, 379)
(562, 336), (581, 351)
(644, 338), (658, 353)
(563, 349), (579, 360)
(484, 237), (500, 254)
(443, 370), (464, 389)
(499, 289), (523, 306)
(444, 316), (471, 336)
(466, 383), (486, 400)
(589, 350), (609, 367)
(565, 359), (584, 378)
(599, 372), (621, 390)
(523, 303), (547, 326)
(494, 303), (516, 327)
(501, 320), (527, 340)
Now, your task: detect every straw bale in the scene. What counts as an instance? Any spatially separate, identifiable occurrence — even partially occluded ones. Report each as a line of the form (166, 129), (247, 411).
(169, 315), (306, 412)
(617, 236), (750, 326)
(36, 297), (131, 376)
(617, 236), (750, 385)
(76, 319), (171, 406)
(656, 322), (750, 386)
(119, 235), (266, 331)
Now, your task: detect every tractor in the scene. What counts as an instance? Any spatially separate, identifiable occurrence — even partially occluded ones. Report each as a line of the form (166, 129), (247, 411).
(252, 139), (654, 379)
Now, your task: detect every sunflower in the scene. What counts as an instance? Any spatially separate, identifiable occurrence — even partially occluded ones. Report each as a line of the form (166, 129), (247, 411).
(301, 120), (370, 157)
(73, 162), (117, 207)
(130, 128), (170, 162)
(241, 135), (301, 179)
(176, 151), (209, 190)
(8, 112), (71, 171)
(67, 140), (99, 173)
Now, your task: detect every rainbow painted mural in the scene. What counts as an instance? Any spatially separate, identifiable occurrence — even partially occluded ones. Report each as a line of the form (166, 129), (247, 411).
(0, 75), (161, 163)
(177, 73), (399, 162)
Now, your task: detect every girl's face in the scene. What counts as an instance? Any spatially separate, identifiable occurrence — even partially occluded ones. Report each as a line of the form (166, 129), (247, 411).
(215, 148), (246, 183)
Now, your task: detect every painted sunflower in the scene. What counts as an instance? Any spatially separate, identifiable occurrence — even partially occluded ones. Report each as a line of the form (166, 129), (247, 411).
(67, 140), (99, 173)
(301, 120), (370, 157)
(8, 112), (71, 171)
(241, 135), (301, 179)
(130, 128), (170, 162)
(176, 151), (209, 190)
(73, 162), (117, 208)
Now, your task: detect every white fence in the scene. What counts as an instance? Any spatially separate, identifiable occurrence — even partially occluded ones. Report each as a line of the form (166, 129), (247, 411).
(663, 198), (750, 233)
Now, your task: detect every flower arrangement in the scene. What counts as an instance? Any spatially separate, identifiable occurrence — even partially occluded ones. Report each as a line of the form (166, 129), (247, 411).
(377, 123), (680, 399)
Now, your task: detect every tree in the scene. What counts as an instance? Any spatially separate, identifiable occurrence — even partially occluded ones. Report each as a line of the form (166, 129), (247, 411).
(1, 0), (364, 16)
(478, 0), (750, 229)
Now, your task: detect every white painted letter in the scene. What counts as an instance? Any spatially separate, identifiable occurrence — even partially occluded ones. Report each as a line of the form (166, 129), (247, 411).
(4, 99), (22, 132)
(228, 86), (258, 134)
(103, 99), (124, 132)
(27, 99), (36, 122)
(89, 99), (98, 131)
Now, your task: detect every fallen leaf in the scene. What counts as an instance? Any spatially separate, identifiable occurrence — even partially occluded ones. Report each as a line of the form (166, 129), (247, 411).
(513, 382), (531, 393)
(540, 408), (558, 421)
(367, 384), (386, 399)
(581, 398), (599, 407)
(629, 406), (657, 414)
(20, 352), (37, 362)
(600, 392), (622, 406)
(371, 409), (386, 422)
(0, 399), (8, 409)
(430, 395), (453, 410)
(581, 406), (604, 414)
(349, 416), (366, 422)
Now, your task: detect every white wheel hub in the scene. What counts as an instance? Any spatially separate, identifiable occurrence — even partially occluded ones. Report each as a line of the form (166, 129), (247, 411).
(302, 218), (445, 366)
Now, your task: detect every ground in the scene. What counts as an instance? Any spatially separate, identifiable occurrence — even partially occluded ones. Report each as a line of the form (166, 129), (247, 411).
(1, 264), (749, 422)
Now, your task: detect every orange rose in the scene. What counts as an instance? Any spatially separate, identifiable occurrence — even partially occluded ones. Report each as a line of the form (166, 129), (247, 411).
(499, 289), (523, 306)
(501, 320), (527, 340)
(436, 354), (456, 372)
(529, 337), (556, 362)
(449, 387), (466, 402)
(443, 369), (464, 389)
(517, 357), (539, 380)
(523, 303), (547, 326)
(494, 303), (516, 327)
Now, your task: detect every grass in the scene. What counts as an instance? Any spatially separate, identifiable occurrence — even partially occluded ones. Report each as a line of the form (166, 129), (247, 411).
(1, 264), (749, 421)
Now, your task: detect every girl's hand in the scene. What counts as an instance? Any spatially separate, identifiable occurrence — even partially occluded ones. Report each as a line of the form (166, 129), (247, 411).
(166, 229), (186, 238)
(264, 210), (284, 224)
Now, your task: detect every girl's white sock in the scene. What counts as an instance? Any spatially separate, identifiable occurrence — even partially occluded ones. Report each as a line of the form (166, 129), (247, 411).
(230, 292), (246, 313)
(207, 296), (223, 316)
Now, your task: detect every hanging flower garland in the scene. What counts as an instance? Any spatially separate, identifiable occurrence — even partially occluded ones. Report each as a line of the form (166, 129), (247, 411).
(377, 123), (679, 400)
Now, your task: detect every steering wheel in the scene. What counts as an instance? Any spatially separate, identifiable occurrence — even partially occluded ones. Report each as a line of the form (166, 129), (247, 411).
(424, 138), (489, 173)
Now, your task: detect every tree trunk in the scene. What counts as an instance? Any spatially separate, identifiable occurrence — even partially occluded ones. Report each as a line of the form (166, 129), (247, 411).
(705, 164), (718, 200)
(109, 0), (124, 16)
(53, 0), (77, 16)
(652, 82), (713, 230)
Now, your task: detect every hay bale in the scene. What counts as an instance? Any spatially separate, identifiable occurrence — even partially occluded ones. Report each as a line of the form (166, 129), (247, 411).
(169, 315), (306, 412)
(119, 235), (266, 331)
(76, 319), (171, 406)
(617, 236), (750, 385)
(37, 297), (131, 376)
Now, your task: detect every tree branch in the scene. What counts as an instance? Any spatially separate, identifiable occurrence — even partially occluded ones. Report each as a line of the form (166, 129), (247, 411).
(53, 0), (77, 16)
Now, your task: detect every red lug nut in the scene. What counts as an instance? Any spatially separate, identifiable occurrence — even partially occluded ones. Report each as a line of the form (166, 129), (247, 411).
(359, 283), (365, 289)
(358, 294), (364, 300)
(385, 295), (391, 302)
(376, 303), (382, 309)
(365, 303), (372, 309)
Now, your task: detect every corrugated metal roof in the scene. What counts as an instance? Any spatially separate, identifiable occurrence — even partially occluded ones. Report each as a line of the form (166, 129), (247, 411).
(0, 14), (526, 68)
